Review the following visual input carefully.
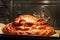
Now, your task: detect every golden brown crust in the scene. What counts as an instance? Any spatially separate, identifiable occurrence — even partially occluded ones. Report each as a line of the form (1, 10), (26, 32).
(3, 15), (55, 36)
(14, 15), (38, 26)
(3, 23), (55, 36)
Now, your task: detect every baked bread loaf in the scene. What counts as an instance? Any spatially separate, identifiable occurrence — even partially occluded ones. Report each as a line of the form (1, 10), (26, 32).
(3, 15), (55, 36)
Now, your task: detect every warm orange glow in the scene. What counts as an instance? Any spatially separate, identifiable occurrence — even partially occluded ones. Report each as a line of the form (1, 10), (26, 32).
(3, 14), (55, 36)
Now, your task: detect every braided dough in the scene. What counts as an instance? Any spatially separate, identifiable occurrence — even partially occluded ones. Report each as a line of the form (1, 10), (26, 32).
(3, 15), (55, 36)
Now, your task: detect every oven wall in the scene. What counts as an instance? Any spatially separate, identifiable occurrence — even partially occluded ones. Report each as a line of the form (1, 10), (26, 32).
(0, 0), (9, 24)
(55, 3), (60, 29)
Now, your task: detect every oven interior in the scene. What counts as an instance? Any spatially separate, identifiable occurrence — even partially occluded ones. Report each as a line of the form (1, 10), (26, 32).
(0, 0), (60, 37)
